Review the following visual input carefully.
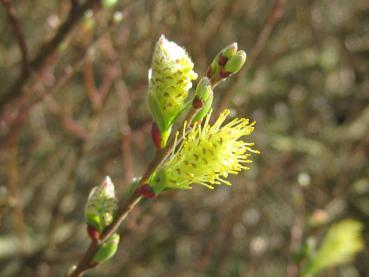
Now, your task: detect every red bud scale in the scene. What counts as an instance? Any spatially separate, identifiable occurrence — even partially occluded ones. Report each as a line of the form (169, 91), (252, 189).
(87, 224), (100, 241)
(151, 122), (162, 148)
(136, 184), (156, 198)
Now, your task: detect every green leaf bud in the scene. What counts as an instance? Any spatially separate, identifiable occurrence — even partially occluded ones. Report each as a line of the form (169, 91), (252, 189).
(85, 177), (117, 232)
(192, 77), (213, 122)
(207, 43), (247, 86)
(222, 42), (238, 59)
(304, 219), (364, 275)
(92, 234), (120, 264)
(194, 77), (212, 102)
(193, 92), (213, 123)
(224, 50), (247, 74)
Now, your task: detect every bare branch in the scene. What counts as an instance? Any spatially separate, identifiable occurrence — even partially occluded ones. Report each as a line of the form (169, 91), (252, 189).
(1, 0), (29, 73)
(216, 0), (288, 113)
(0, 0), (101, 110)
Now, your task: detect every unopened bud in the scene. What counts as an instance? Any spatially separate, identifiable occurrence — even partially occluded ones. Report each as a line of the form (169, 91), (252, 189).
(85, 177), (117, 232)
(195, 77), (212, 102)
(224, 50), (247, 74)
(92, 234), (120, 264)
(192, 92), (213, 123)
(222, 42), (238, 58)
(148, 35), (197, 147)
(207, 43), (244, 86)
(192, 77), (213, 122)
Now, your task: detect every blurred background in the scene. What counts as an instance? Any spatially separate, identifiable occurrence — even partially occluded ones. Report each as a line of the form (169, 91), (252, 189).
(1, 0), (369, 276)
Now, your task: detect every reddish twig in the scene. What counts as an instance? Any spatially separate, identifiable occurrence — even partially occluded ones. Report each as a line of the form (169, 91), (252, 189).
(0, 0), (101, 110)
(106, 32), (134, 184)
(6, 146), (29, 253)
(83, 61), (100, 109)
(216, 0), (288, 113)
(287, 187), (306, 277)
(68, 100), (199, 276)
(248, 0), (287, 66)
(1, 0), (29, 74)
(116, 80), (134, 184)
(97, 65), (119, 106)
(0, 17), (114, 149)
(71, 0), (79, 14)
(44, 96), (89, 141)
(69, 190), (142, 277)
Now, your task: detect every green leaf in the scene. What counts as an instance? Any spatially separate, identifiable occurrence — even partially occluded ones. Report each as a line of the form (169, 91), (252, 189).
(86, 213), (103, 232)
(193, 91), (213, 123)
(303, 219), (364, 276)
(148, 92), (167, 132)
(224, 50), (247, 74)
(92, 234), (120, 264)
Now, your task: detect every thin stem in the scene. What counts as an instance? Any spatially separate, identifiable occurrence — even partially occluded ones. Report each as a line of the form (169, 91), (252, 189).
(0, 0), (101, 110)
(1, 0), (29, 74)
(68, 105), (199, 276)
(216, 0), (287, 113)
(69, 190), (142, 277)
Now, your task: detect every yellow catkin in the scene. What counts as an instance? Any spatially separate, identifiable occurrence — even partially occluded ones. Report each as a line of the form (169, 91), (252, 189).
(160, 109), (259, 190)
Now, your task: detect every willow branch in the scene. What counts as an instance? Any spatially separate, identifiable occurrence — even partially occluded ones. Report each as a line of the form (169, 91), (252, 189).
(68, 103), (200, 276)
(0, 0), (101, 110)
(216, 0), (287, 113)
(1, 0), (29, 73)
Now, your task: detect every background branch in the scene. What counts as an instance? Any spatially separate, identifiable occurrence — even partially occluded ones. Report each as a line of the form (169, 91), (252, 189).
(216, 0), (287, 113)
(0, 0), (101, 110)
(1, 0), (29, 74)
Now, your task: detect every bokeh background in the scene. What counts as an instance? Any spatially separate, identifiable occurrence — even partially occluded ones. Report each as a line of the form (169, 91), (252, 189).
(1, 0), (369, 276)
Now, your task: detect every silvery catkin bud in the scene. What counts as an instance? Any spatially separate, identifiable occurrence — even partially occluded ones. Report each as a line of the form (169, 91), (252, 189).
(85, 177), (117, 235)
(148, 35), (197, 148)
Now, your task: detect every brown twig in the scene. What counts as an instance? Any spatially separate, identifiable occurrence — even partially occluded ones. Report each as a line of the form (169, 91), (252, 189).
(195, 154), (292, 273)
(97, 65), (119, 106)
(68, 17), (240, 273)
(71, 0), (79, 14)
(69, 57), (220, 275)
(115, 79), (134, 184)
(44, 95), (89, 141)
(68, 102), (200, 276)
(203, 0), (241, 50)
(69, 190), (142, 277)
(45, 152), (81, 250)
(0, 0), (101, 110)
(6, 146), (29, 253)
(0, 16), (114, 150)
(83, 61), (100, 109)
(287, 187), (306, 277)
(216, 0), (288, 113)
(1, 0), (29, 73)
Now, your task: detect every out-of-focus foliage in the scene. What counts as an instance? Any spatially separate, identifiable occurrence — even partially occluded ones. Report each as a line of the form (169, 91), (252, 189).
(0, 0), (368, 276)
(304, 220), (364, 275)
